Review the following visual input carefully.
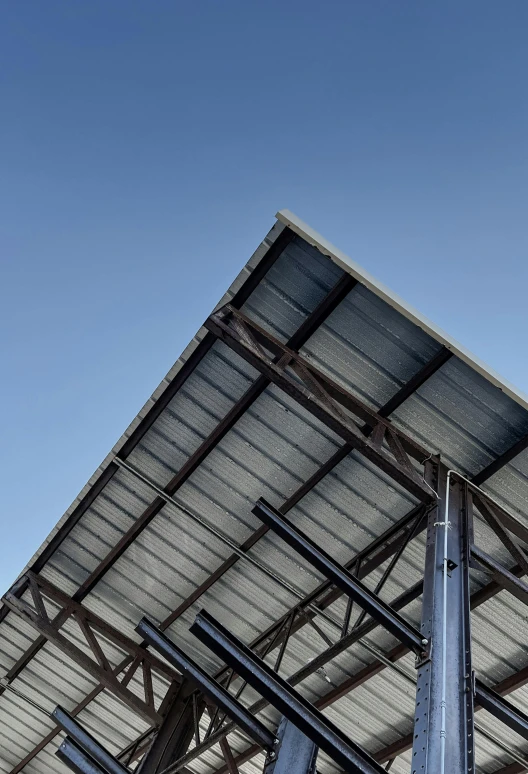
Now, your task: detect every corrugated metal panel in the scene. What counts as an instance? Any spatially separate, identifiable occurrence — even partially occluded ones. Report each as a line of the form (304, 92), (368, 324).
(1, 213), (527, 774)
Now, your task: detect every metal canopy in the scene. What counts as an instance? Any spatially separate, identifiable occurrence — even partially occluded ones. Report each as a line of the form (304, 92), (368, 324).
(0, 211), (527, 774)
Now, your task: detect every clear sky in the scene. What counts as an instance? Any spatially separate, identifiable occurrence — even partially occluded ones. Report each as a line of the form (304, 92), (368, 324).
(1, 1), (527, 593)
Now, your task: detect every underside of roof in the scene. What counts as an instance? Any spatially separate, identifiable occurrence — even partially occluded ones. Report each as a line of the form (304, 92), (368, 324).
(1, 211), (527, 774)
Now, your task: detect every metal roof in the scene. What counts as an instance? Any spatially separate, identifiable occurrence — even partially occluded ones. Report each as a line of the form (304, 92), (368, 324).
(0, 211), (527, 774)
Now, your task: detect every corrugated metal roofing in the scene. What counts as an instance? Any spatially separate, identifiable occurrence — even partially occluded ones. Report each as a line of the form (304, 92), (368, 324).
(0, 211), (526, 774)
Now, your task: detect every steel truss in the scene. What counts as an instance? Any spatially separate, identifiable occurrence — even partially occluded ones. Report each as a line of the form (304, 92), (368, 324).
(5, 426), (528, 774)
(205, 304), (435, 502)
(126, 466), (527, 774)
(2, 572), (182, 725)
(15, 459), (523, 774)
(3, 236), (528, 774)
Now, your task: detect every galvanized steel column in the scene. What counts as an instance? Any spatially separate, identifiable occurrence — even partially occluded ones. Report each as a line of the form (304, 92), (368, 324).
(264, 718), (317, 774)
(412, 462), (474, 774)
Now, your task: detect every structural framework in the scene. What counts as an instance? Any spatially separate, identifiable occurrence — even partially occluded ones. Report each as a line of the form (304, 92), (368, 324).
(1, 210), (527, 774)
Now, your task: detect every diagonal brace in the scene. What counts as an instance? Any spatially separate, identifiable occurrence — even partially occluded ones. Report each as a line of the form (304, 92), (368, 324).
(252, 498), (426, 655)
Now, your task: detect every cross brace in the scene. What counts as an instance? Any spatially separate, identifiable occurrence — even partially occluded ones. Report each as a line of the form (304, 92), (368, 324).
(205, 305), (434, 502)
(2, 572), (181, 725)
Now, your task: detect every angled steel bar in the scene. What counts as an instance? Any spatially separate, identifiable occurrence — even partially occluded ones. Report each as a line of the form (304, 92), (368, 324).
(377, 346), (452, 417)
(472, 492), (528, 547)
(472, 430), (528, 486)
(56, 737), (106, 774)
(252, 498), (425, 654)
(52, 706), (129, 774)
(493, 764), (526, 774)
(138, 689), (199, 774)
(219, 738), (241, 774)
(136, 618), (276, 751)
(190, 609), (386, 774)
(210, 743), (261, 774)
(473, 496), (528, 570)
(352, 509), (423, 632)
(476, 680), (528, 741)
(206, 305), (434, 501)
(471, 544), (528, 605)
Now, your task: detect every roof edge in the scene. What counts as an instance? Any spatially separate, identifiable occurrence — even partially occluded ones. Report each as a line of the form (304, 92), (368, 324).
(277, 208), (528, 414)
(6, 217), (287, 592)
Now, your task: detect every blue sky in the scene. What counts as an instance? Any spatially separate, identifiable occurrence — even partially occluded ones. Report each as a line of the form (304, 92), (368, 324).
(1, 1), (527, 592)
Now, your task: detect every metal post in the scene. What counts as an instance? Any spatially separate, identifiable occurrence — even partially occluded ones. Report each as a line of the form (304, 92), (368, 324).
(140, 700), (200, 774)
(411, 463), (474, 774)
(264, 718), (317, 774)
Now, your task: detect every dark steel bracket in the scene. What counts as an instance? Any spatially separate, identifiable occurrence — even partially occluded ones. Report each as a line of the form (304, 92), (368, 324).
(446, 558), (458, 577)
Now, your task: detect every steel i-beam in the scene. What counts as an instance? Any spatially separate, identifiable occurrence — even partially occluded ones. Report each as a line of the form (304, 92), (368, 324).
(136, 617), (276, 751)
(56, 738), (107, 774)
(190, 609), (386, 774)
(475, 680), (528, 741)
(52, 707), (128, 774)
(252, 498), (426, 655)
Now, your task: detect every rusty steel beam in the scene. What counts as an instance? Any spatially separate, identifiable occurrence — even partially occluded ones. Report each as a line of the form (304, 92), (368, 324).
(206, 306), (434, 501)
(2, 573), (183, 726)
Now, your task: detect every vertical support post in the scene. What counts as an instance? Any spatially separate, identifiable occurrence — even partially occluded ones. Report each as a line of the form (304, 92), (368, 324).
(264, 718), (317, 774)
(412, 462), (474, 774)
(137, 687), (200, 774)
